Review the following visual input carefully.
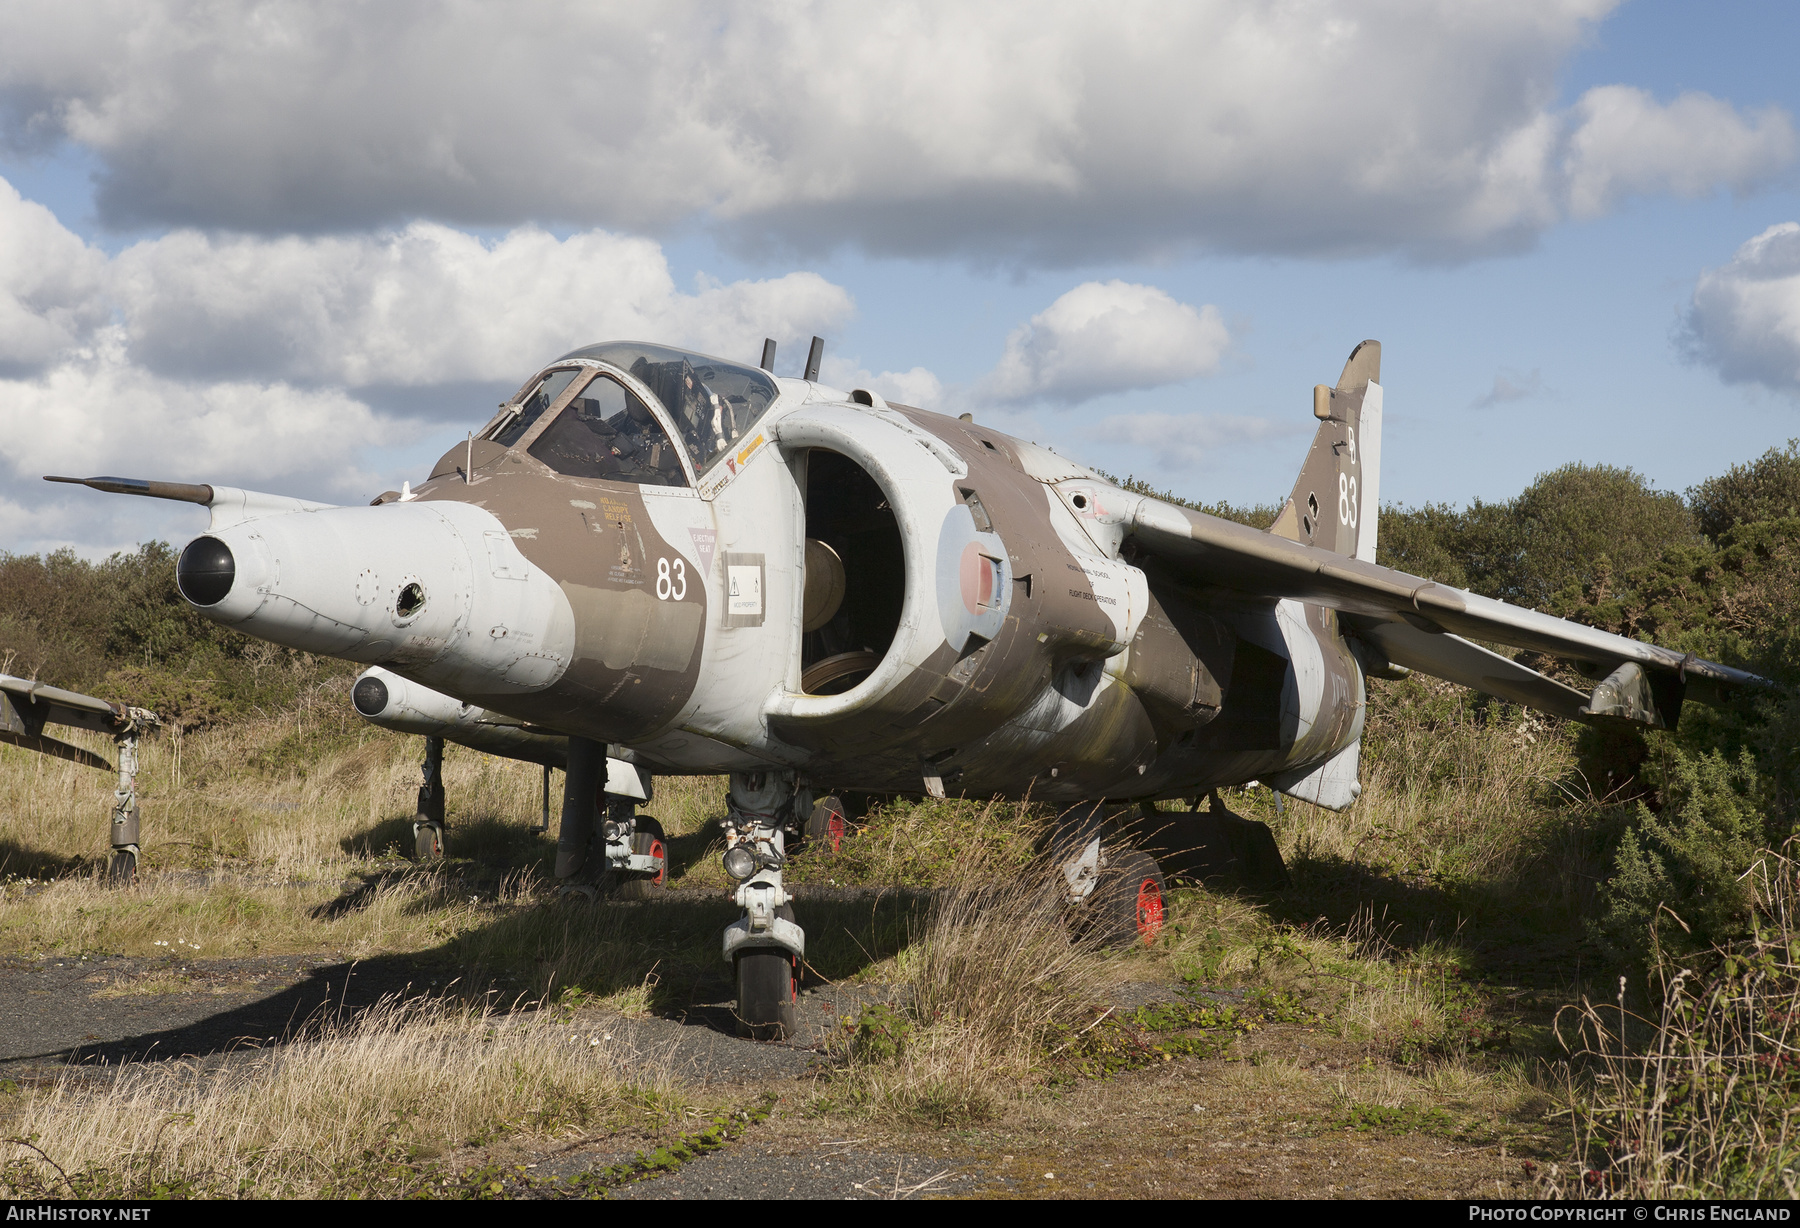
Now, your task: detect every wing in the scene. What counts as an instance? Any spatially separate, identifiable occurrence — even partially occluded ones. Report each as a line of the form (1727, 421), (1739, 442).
(1114, 495), (1770, 724)
(1, 674), (158, 770)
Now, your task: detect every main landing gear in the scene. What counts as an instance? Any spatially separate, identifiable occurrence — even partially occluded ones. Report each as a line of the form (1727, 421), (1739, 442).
(1049, 801), (1168, 948)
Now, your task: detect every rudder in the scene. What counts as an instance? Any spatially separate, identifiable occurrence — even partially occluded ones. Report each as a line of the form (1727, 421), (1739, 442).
(1268, 340), (1383, 561)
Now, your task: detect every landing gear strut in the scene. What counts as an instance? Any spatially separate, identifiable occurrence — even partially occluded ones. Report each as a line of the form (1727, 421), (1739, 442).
(107, 727), (143, 883)
(412, 735), (445, 860)
(722, 770), (806, 1040)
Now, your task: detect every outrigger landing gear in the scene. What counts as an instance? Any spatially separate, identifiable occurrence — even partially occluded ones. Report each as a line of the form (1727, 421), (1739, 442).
(412, 735), (445, 861)
(107, 725), (144, 883)
(721, 771), (805, 1040)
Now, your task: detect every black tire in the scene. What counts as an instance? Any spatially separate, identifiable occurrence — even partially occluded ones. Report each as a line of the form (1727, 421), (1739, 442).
(735, 948), (798, 1040)
(803, 795), (851, 853)
(735, 902), (798, 1040)
(1087, 849), (1167, 949)
(107, 849), (137, 884)
(613, 817), (668, 900)
(414, 822), (444, 862)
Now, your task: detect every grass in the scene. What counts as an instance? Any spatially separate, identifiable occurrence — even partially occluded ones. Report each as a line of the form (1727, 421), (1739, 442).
(1, 996), (686, 1199)
(0, 666), (1785, 1197)
(1541, 843), (1800, 1199)
(0, 702), (726, 961)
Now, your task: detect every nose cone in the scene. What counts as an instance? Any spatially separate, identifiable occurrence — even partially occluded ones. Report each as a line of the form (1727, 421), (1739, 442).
(182, 501), (574, 695)
(177, 536), (236, 606)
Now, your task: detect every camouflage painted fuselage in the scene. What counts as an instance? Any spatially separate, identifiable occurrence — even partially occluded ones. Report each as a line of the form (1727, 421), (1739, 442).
(403, 365), (1369, 806)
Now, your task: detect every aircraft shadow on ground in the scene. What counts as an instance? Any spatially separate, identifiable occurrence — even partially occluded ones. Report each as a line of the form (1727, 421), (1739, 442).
(14, 952), (450, 1069)
(338, 810), (557, 867)
(24, 875), (929, 1070)
(0, 837), (94, 881)
(1251, 852), (1593, 987)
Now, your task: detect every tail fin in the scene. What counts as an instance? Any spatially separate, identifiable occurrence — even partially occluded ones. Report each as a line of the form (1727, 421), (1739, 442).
(1268, 340), (1382, 561)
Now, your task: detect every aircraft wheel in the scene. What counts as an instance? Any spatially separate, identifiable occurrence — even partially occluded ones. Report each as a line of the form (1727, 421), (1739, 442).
(414, 822), (444, 862)
(613, 817), (668, 900)
(735, 949), (798, 1041)
(804, 795), (852, 853)
(1089, 850), (1167, 948)
(107, 848), (137, 884)
(735, 903), (799, 1040)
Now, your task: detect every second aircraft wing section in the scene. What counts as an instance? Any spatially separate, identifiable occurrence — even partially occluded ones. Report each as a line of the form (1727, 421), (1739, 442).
(1346, 617), (1593, 720)
(1121, 494), (1770, 709)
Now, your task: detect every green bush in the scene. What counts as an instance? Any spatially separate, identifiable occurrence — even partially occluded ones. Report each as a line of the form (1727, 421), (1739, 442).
(1688, 439), (1800, 542)
(1593, 748), (1769, 974)
(1377, 463), (1698, 607)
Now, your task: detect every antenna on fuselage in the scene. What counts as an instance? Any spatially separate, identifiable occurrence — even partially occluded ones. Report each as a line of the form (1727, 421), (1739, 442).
(804, 336), (824, 382)
(760, 338), (777, 372)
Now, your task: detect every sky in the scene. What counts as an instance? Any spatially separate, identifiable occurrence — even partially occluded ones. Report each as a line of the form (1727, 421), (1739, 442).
(6, 0), (1800, 557)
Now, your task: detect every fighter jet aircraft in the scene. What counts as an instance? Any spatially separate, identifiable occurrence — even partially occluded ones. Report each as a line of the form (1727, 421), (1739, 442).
(47, 337), (1770, 1038)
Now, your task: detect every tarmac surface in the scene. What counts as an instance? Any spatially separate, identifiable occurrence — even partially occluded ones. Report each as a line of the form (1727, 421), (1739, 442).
(0, 951), (985, 1198)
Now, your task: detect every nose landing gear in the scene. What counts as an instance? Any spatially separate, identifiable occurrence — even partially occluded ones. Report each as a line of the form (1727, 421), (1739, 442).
(722, 770), (806, 1040)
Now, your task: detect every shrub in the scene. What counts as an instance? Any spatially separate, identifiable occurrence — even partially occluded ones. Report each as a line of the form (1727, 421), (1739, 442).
(1688, 439), (1800, 542)
(1593, 748), (1768, 974)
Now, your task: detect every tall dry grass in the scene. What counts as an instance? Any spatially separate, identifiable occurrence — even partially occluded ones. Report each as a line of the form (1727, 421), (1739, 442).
(1283, 686), (1582, 884)
(1, 996), (682, 1198)
(1551, 844), (1800, 1199)
(817, 851), (1120, 1125)
(0, 706), (731, 958)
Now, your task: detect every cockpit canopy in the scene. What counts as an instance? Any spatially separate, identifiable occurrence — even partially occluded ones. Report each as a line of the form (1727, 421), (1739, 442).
(484, 341), (781, 487)
(561, 342), (779, 476)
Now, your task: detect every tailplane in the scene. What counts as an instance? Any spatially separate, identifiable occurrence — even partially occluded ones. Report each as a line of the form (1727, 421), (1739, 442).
(1268, 340), (1382, 561)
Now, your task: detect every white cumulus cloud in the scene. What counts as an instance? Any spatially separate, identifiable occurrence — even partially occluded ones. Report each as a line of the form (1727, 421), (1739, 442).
(0, 1), (1791, 261)
(2, 328), (397, 486)
(981, 281), (1230, 406)
(817, 356), (945, 409)
(1093, 411), (1301, 474)
(108, 224), (852, 387)
(0, 178), (107, 371)
(1682, 223), (1800, 395)
(1562, 87), (1795, 220)
(0, 173), (858, 553)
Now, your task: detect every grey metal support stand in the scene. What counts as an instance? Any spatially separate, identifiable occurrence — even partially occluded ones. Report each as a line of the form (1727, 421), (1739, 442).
(412, 734), (446, 860)
(556, 736), (604, 883)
